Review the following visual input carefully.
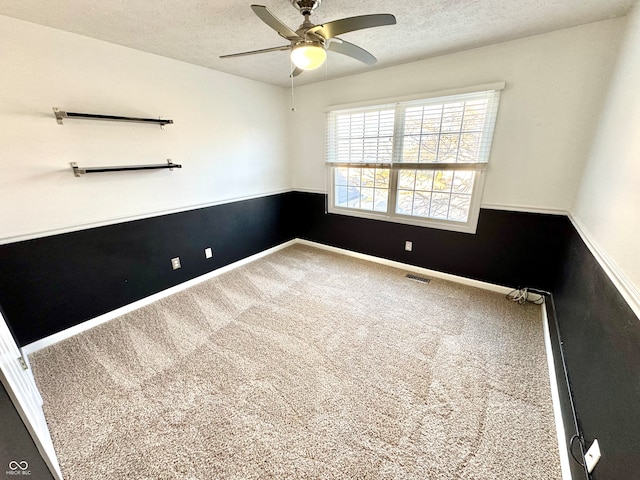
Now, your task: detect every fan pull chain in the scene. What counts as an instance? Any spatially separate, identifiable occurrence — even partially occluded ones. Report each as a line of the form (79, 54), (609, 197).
(290, 60), (296, 112)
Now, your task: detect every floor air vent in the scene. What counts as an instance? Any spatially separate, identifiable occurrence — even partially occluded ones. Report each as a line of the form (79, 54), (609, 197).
(405, 273), (431, 284)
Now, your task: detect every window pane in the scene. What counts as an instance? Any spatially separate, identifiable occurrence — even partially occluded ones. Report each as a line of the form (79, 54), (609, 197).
(441, 102), (464, 132)
(336, 183), (363, 209)
(333, 167), (390, 213)
(335, 186), (348, 207)
(372, 169), (390, 212)
(452, 171), (475, 194)
(333, 109), (395, 164)
(392, 169), (472, 223)
(449, 194), (471, 222)
(374, 189), (388, 212)
(379, 138), (394, 162)
(413, 192), (432, 217)
(350, 113), (364, 137)
(347, 189), (361, 208)
(415, 171), (434, 191)
(375, 168), (389, 188)
(438, 134), (459, 162)
(402, 135), (421, 162)
(462, 99), (488, 131)
(430, 192), (451, 219)
(364, 112), (380, 137)
(422, 105), (443, 134)
(378, 111), (395, 137)
(362, 168), (375, 187)
(363, 138), (377, 161)
(336, 116), (351, 137)
(433, 170), (453, 192)
(337, 139), (350, 162)
(404, 107), (423, 135)
(458, 133), (481, 163)
(419, 135), (439, 163)
(398, 170), (416, 190)
(348, 168), (361, 186)
(361, 187), (375, 210)
(350, 139), (364, 162)
(396, 95), (494, 165)
(335, 167), (349, 186)
(396, 190), (414, 215)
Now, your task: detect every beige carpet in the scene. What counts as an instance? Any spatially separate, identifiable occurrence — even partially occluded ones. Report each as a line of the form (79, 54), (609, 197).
(29, 244), (561, 479)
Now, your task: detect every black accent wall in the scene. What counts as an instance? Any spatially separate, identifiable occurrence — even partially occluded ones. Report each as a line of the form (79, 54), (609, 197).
(552, 228), (640, 480)
(0, 193), (296, 346)
(292, 191), (571, 291)
(1, 190), (639, 479)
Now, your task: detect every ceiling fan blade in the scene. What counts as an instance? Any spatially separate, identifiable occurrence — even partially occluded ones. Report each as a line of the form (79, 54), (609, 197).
(308, 14), (396, 39)
(290, 67), (304, 78)
(327, 38), (377, 65)
(251, 5), (300, 40)
(220, 45), (291, 59)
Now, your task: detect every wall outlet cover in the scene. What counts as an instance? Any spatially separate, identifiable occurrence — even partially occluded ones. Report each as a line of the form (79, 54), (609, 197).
(205, 247), (213, 259)
(171, 257), (181, 270)
(585, 439), (601, 473)
(405, 241), (413, 252)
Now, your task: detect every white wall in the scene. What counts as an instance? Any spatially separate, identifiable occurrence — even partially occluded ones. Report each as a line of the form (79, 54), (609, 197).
(572, 6), (640, 305)
(0, 15), (290, 242)
(289, 19), (624, 213)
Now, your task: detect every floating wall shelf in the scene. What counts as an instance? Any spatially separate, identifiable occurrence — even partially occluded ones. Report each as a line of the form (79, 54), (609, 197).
(53, 108), (173, 127)
(71, 160), (182, 177)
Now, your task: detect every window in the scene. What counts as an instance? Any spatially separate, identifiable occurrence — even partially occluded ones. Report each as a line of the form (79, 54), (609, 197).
(326, 84), (503, 233)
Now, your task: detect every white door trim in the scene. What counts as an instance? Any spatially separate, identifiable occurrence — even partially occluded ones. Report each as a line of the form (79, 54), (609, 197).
(0, 311), (63, 480)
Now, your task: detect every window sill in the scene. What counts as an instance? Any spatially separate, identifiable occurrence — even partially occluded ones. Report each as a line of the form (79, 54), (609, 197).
(327, 205), (479, 234)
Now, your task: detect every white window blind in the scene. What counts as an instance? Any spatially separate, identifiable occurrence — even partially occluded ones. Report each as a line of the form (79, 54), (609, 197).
(326, 87), (502, 233)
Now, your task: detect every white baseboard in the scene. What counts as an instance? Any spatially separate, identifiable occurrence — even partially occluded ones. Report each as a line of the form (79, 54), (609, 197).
(22, 240), (297, 355)
(22, 236), (566, 475)
(542, 305), (572, 480)
(296, 239), (514, 295)
(24, 238), (516, 354)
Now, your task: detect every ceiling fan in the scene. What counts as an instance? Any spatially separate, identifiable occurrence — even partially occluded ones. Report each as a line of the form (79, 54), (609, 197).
(220, 0), (396, 77)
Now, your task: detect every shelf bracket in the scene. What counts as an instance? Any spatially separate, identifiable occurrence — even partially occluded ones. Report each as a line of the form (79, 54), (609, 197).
(53, 108), (67, 125)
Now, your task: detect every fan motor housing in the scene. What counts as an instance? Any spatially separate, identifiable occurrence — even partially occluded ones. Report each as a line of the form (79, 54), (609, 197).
(291, 0), (321, 16)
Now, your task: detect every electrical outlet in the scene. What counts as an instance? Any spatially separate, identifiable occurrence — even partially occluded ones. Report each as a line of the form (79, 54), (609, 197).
(405, 241), (413, 252)
(585, 439), (601, 473)
(171, 257), (181, 270)
(205, 247), (213, 259)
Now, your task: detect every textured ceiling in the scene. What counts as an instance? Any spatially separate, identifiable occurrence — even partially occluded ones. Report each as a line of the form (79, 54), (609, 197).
(0, 0), (635, 87)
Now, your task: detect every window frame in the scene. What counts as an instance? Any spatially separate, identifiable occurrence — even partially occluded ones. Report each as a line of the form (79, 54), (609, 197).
(325, 83), (504, 234)
(327, 164), (487, 233)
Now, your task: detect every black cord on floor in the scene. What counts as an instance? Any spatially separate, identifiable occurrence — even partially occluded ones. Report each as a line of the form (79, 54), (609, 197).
(523, 289), (589, 474)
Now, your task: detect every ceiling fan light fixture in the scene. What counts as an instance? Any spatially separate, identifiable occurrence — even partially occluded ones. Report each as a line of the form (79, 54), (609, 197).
(291, 43), (326, 70)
